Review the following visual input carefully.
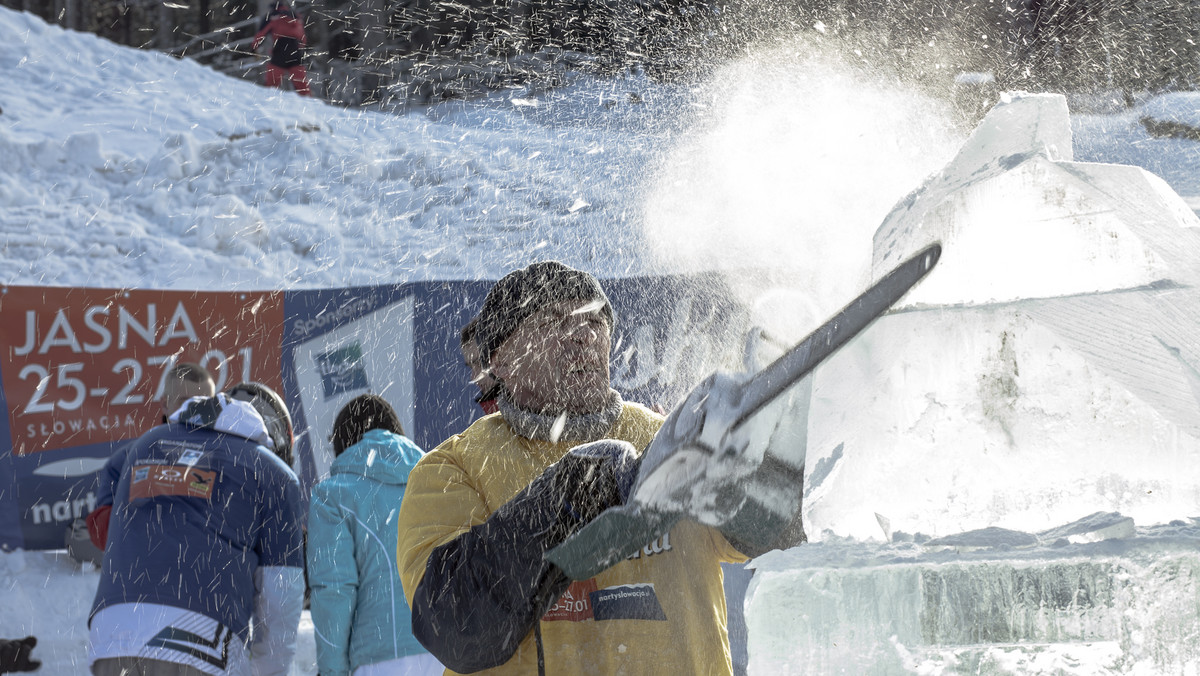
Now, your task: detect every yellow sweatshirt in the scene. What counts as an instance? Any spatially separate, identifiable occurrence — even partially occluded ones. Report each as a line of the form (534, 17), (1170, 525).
(396, 401), (746, 675)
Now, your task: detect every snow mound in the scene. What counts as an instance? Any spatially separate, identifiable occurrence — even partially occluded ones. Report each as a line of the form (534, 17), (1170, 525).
(0, 6), (675, 290)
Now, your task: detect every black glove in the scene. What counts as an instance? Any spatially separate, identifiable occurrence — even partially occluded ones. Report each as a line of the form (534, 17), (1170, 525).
(544, 439), (640, 546)
(0, 636), (40, 674)
(477, 438), (640, 554)
(410, 439), (640, 673)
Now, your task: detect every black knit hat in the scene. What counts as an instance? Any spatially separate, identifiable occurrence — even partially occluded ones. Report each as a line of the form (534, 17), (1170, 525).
(476, 261), (614, 367)
(330, 393), (406, 457)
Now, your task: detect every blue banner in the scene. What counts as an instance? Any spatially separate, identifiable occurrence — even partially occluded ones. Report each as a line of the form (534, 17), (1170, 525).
(0, 274), (746, 551)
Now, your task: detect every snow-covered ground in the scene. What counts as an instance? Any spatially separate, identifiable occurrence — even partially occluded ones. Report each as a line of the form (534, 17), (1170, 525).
(4, 4), (1200, 674)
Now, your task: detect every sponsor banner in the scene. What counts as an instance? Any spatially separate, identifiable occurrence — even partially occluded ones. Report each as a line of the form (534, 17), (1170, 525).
(0, 286), (283, 550)
(605, 275), (747, 408)
(405, 280), (508, 453)
(281, 286), (416, 490)
(0, 287), (283, 455)
(6, 441), (114, 551)
(0, 274), (747, 551)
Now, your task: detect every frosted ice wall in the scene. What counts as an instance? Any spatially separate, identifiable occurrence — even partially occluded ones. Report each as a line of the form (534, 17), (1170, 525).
(802, 93), (1200, 541)
(745, 526), (1200, 675)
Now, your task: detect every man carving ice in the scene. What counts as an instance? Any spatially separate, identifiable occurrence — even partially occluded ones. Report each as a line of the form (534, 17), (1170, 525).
(396, 260), (806, 675)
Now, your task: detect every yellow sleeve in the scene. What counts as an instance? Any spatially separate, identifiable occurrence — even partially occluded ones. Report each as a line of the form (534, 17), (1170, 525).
(395, 440), (491, 607)
(707, 526), (751, 564)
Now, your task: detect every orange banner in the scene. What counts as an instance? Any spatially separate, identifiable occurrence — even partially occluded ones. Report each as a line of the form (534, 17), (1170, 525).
(0, 287), (284, 455)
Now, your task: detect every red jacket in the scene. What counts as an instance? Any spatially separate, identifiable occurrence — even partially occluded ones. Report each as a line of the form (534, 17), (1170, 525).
(252, 9), (307, 68)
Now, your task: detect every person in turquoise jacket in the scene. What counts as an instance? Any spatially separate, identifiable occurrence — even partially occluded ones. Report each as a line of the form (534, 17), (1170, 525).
(307, 394), (443, 676)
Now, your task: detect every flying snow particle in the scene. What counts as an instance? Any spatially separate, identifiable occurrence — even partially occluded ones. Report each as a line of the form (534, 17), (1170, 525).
(549, 413), (567, 443)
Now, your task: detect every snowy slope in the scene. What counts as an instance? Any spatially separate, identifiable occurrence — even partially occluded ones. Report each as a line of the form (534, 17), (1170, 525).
(0, 8), (665, 289)
(0, 10), (964, 303)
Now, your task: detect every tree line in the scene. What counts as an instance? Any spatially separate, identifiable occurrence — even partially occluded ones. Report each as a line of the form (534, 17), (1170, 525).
(4, 0), (1199, 106)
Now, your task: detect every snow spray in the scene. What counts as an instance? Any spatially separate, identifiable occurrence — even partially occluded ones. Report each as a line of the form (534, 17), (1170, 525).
(640, 39), (963, 347)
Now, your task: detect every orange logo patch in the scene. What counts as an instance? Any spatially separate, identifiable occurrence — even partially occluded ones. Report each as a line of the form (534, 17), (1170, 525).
(129, 464), (216, 500)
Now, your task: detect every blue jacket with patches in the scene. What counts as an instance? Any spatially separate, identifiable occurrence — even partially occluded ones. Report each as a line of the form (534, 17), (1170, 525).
(307, 429), (430, 676)
(89, 398), (304, 643)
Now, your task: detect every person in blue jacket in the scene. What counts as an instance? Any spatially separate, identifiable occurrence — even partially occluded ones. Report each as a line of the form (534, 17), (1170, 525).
(307, 394), (443, 676)
(83, 362), (217, 555)
(88, 383), (304, 676)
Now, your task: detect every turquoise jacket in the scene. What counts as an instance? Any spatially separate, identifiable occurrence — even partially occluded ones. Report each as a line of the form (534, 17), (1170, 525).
(307, 429), (429, 676)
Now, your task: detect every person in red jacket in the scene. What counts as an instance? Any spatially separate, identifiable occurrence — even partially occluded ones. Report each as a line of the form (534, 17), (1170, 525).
(251, 1), (311, 96)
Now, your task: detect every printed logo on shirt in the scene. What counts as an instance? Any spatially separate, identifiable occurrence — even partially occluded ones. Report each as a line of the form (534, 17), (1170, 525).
(155, 439), (208, 460)
(178, 449), (205, 466)
(626, 531), (671, 562)
(542, 578), (599, 622)
(145, 623), (231, 670)
(590, 583), (667, 622)
(129, 464), (217, 500)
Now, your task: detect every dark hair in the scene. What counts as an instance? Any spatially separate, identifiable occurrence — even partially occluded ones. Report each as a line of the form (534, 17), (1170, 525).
(460, 316), (479, 349)
(475, 261), (614, 367)
(330, 394), (405, 457)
